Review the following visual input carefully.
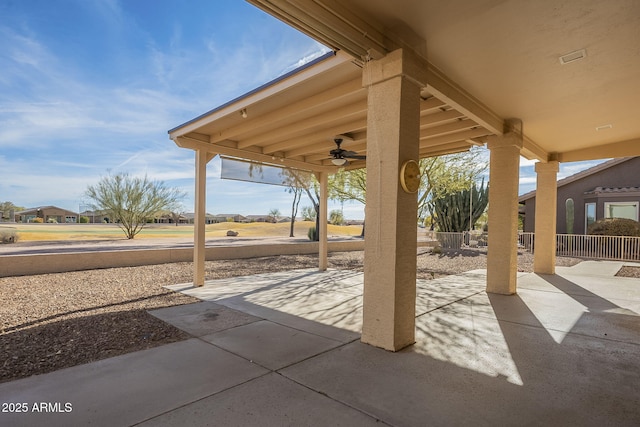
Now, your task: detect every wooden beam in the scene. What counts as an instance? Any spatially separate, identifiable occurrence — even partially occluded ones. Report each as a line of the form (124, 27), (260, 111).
(421, 109), (465, 126)
(420, 119), (477, 139)
(247, 0), (392, 60)
(420, 128), (491, 147)
(210, 77), (364, 144)
(264, 117), (367, 155)
(419, 142), (472, 158)
(426, 63), (503, 136)
(420, 97), (446, 113)
(237, 100), (367, 149)
(557, 137), (640, 162)
(521, 135), (548, 162)
(177, 136), (333, 172)
(169, 51), (352, 139)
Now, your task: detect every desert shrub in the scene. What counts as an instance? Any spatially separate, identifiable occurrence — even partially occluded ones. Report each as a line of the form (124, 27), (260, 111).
(47, 218), (58, 223)
(307, 226), (317, 241)
(587, 218), (640, 237)
(79, 216), (90, 223)
(32, 217), (44, 223)
(329, 209), (344, 225)
(0, 228), (19, 244)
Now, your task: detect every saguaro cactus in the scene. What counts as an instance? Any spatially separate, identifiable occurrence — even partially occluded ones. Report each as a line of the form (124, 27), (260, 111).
(565, 198), (574, 234)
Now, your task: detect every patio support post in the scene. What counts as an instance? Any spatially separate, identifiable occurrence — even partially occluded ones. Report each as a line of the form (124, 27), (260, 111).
(533, 161), (559, 274)
(318, 171), (328, 271)
(486, 122), (523, 294)
(361, 48), (426, 351)
(193, 149), (215, 286)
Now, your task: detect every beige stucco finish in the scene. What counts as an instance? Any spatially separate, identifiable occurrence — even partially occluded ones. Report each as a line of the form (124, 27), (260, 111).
(361, 49), (425, 351)
(486, 132), (522, 295)
(169, 0), (640, 349)
(533, 161), (559, 274)
(193, 149), (208, 286)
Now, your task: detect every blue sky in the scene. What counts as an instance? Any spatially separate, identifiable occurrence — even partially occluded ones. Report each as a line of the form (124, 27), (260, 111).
(0, 0), (605, 220)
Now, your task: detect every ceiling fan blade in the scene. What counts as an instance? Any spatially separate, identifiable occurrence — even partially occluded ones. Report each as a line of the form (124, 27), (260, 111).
(343, 151), (366, 160)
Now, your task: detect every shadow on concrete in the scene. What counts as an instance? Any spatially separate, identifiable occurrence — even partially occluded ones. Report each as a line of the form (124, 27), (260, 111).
(1, 269), (639, 426)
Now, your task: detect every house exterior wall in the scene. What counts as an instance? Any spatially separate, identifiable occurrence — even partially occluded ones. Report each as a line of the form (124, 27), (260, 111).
(16, 207), (78, 223)
(522, 157), (640, 234)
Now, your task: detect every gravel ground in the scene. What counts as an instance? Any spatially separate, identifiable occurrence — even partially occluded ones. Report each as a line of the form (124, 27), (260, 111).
(0, 249), (587, 384)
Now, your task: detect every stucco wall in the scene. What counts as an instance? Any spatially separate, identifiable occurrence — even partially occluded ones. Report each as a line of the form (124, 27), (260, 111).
(0, 240), (366, 277)
(522, 157), (640, 234)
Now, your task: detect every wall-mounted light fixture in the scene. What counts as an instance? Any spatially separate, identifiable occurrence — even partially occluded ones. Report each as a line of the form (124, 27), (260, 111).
(240, 108), (248, 118)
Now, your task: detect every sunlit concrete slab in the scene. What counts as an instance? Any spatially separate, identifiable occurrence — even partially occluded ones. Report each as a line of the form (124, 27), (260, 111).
(139, 372), (380, 426)
(0, 339), (268, 427)
(414, 301), (525, 386)
(168, 269), (366, 342)
(149, 301), (261, 337)
(217, 298), (361, 343)
(201, 320), (345, 370)
(415, 270), (488, 315)
(3, 263), (639, 426)
(558, 260), (625, 277)
(282, 304), (640, 426)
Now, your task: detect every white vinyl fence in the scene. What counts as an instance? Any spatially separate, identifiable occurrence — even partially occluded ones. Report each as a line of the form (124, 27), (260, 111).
(556, 234), (640, 261)
(423, 231), (640, 262)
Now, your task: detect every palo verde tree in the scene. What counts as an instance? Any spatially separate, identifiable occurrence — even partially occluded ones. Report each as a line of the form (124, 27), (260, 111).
(85, 173), (186, 239)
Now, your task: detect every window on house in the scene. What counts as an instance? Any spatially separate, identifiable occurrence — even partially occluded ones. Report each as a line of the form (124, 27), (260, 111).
(604, 202), (639, 221)
(585, 203), (596, 231)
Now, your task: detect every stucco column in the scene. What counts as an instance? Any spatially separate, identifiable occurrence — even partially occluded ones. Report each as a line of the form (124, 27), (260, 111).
(361, 48), (427, 351)
(533, 161), (559, 274)
(192, 150), (216, 286)
(486, 128), (522, 294)
(193, 149), (208, 286)
(318, 171), (328, 271)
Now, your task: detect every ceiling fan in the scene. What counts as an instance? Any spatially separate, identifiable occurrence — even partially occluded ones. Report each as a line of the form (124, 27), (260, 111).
(329, 136), (366, 166)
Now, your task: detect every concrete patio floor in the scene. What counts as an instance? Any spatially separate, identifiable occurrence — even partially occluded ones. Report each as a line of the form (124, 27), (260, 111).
(1, 261), (639, 426)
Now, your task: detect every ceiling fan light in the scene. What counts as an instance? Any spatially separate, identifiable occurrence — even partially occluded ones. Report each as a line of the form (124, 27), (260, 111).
(331, 158), (348, 166)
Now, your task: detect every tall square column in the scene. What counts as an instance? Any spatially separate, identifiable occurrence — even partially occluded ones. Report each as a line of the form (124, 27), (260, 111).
(193, 149), (208, 287)
(533, 161), (559, 274)
(361, 49), (427, 351)
(486, 129), (522, 295)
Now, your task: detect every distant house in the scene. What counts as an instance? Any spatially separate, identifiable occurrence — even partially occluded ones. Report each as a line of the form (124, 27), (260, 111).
(212, 214), (248, 223)
(180, 213), (216, 224)
(155, 212), (190, 224)
(519, 157), (640, 234)
(246, 214), (273, 223)
(15, 206), (79, 223)
(79, 210), (111, 224)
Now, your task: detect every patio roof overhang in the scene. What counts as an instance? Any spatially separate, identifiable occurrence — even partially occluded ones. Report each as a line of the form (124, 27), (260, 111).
(168, 49), (514, 173)
(240, 0), (640, 164)
(168, 0), (640, 351)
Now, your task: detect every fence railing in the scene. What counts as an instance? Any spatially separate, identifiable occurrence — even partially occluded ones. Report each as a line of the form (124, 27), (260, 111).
(422, 231), (640, 262)
(556, 234), (640, 261)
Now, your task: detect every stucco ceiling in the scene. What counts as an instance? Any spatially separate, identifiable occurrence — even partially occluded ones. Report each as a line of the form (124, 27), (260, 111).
(345, 0), (640, 158)
(170, 0), (640, 168)
(249, 0), (640, 164)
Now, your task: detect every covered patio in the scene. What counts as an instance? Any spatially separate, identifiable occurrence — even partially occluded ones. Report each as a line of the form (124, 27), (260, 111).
(2, 261), (639, 425)
(168, 0), (640, 351)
